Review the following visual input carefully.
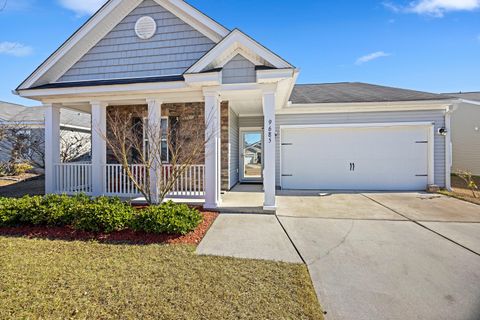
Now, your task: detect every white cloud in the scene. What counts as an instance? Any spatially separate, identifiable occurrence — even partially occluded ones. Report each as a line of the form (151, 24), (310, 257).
(58, 0), (106, 16)
(384, 0), (480, 17)
(355, 51), (391, 65)
(411, 0), (480, 16)
(383, 2), (402, 12)
(0, 42), (33, 57)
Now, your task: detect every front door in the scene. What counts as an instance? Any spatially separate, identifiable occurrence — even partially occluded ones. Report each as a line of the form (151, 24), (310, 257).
(240, 130), (263, 182)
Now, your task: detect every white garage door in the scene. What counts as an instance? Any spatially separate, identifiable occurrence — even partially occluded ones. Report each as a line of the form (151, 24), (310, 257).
(281, 125), (431, 191)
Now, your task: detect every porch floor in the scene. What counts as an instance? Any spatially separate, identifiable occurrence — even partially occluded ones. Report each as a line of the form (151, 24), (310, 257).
(218, 184), (269, 214)
(129, 184), (270, 214)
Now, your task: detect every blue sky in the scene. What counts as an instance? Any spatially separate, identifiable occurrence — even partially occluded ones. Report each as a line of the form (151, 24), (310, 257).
(0, 0), (479, 106)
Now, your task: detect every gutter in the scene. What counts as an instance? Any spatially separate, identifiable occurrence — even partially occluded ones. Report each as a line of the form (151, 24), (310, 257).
(459, 98), (480, 106)
(444, 103), (457, 191)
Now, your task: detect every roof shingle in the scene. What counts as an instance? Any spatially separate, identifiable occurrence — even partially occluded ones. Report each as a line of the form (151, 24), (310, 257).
(290, 82), (451, 104)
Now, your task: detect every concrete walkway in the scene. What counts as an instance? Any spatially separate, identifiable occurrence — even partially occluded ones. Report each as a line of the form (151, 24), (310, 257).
(198, 191), (480, 320)
(279, 216), (480, 320)
(196, 214), (302, 263)
(277, 192), (480, 320)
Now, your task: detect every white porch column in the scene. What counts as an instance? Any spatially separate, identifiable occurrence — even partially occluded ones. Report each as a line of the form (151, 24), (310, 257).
(262, 90), (277, 211)
(204, 91), (222, 209)
(91, 101), (108, 196)
(44, 104), (61, 194)
(147, 98), (162, 204)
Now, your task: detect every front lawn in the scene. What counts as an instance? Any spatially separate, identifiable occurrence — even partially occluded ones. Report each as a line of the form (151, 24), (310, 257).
(0, 237), (324, 320)
(440, 175), (480, 205)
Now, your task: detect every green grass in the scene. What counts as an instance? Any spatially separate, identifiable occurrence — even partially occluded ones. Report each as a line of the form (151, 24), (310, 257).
(0, 237), (323, 320)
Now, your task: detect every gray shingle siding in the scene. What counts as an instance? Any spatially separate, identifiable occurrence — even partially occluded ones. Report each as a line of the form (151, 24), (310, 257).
(58, 0), (215, 82)
(276, 110), (447, 188)
(222, 54), (256, 84)
(229, 108), (239, 188)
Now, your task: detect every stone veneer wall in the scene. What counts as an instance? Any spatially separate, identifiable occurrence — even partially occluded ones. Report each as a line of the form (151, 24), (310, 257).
(220, 101), (229, 191)
(107, 101), (231, 191)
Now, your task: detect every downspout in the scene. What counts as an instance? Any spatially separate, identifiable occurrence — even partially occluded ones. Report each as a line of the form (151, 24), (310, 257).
(444, 103), (457, 191)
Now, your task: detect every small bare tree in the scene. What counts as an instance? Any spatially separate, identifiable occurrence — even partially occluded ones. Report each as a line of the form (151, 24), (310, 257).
(102, 107), (215, 204)
(456, 170), (479, 198)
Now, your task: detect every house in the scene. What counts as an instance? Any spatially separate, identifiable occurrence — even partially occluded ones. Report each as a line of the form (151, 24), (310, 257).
(443, 92), (480, 175)
(15, 0), (459, 210)
(0, 101), (91, 166)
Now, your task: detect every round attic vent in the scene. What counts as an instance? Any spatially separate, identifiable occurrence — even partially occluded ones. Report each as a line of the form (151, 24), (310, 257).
(135, 16), (157, 40)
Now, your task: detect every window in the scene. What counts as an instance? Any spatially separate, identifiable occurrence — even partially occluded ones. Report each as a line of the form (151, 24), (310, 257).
(143, 117), (169, 163)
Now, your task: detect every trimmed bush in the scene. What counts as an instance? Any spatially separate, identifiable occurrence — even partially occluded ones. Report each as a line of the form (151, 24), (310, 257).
(131, 201), (203, 235)
(0, 197), (23, 227)
(0, 196), (203, 235)
(0, 194), (90, 227)
(73, 197), (134, 233)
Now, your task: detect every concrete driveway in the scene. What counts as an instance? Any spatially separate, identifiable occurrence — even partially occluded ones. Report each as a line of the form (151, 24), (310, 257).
(277, 192), (480, 320)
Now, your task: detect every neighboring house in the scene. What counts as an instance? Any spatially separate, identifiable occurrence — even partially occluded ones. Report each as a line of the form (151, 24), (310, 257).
(443, 92), (480, 175)
(15, 0), (459, 210)
(0, 101), (91, 166)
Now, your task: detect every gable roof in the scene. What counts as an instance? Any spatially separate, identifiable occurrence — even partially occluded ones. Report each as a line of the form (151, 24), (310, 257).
(0, 102), (91, 129)
(290, 82), (452, 104)
(0, 101), (26, 122)
(444, 92), (480, 102)
(17, 0), (229, 90)
(186, 29), (294, 74)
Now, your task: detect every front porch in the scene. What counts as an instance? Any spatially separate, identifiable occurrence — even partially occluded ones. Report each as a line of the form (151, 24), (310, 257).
(44, 85), (279, 211)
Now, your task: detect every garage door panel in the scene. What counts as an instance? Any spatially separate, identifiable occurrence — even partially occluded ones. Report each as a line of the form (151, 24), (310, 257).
(281, 125), (430, 191)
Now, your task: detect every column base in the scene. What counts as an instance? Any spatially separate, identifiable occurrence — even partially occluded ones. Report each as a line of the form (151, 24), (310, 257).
(204, 200), (222, 210)
(263, 205), (277, 213)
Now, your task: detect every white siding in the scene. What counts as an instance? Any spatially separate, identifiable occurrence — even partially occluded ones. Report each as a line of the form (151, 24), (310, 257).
(229, 108), (239, 188)
(58, 0), (215, 82)
(276, 110), (447, 188)
(222, 54), (256, 84)
(451, 102), (480, 175)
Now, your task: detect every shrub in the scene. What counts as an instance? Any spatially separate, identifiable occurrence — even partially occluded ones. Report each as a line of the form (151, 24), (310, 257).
(73, 197), (134, 233)
(0, 162), (33, 177)
(0, 196), (202, 235)
(0, 194), (90, 227)
(0, 197), (23, 226)
(131, 201), (203, 235)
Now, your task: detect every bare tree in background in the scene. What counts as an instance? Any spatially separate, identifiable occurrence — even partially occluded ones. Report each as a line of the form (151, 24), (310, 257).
(0, 0), (7, 12)
(103, 108), (214, 204)
(0, 121), (90, 169)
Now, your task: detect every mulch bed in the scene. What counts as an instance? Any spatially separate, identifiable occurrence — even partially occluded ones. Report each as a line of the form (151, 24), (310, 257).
(0, 210), (219, 245)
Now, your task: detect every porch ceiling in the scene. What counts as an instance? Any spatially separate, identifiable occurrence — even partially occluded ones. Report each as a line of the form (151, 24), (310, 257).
(222, 89), (263, 116)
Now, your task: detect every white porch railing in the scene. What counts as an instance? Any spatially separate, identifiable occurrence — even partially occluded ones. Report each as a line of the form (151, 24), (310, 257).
(54, 163), (205, 198)
(165, 164), (205, 198)
(54, 163), (93, 195)
(104, 164), (147, 197)
(104, 164), (205, 198)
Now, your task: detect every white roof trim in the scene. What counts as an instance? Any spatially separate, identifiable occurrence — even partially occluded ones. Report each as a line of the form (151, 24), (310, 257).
(280, 100), (454, 114)
(186, 29), (294, 74)
(157, 0), (228, 42)
(460, 99), (480, 106)
(18, 0), (229, 90)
